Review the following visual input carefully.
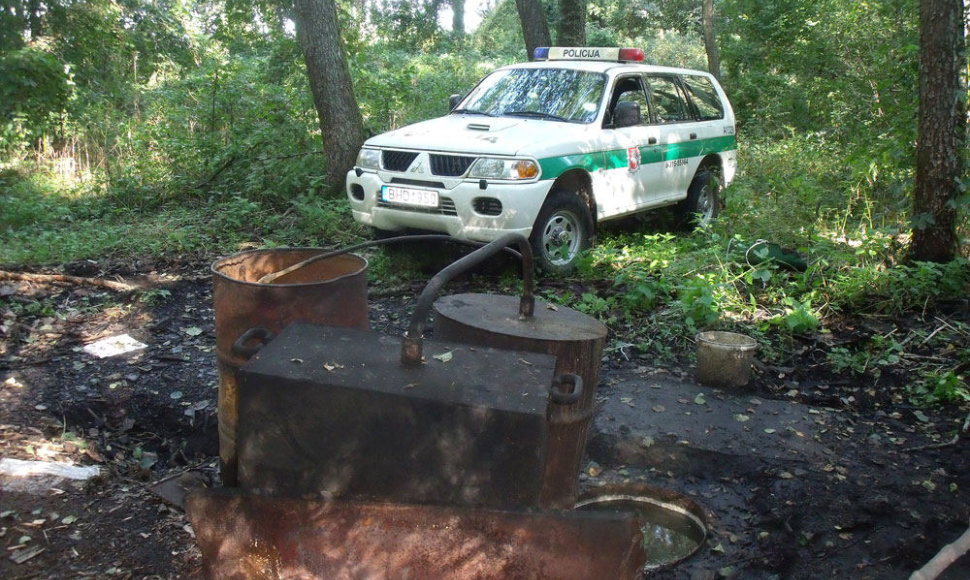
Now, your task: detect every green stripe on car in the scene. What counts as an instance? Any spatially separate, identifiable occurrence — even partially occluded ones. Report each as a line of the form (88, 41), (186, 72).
(539, 135), (736, 180)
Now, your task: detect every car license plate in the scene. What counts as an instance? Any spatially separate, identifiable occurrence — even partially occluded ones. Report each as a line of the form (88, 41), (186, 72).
(381, 186), (439, 208)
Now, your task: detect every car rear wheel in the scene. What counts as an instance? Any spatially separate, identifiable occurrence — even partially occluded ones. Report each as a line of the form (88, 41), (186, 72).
(530, 189), (593, 275)
(677, 169), (721, 228)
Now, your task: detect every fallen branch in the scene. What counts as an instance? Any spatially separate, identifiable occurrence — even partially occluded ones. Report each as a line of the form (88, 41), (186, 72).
(904, 433), (960, 453)
(909, 521), (970, 580)
(0, 270), (136, 292)
(904, 413), (969, 453)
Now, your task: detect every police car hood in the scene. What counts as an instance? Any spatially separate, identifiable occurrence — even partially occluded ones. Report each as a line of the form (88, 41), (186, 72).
(365, 114), (592, 157)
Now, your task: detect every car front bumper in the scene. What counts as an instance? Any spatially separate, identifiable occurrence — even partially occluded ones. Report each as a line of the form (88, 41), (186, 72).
(346, 170), (550, 242)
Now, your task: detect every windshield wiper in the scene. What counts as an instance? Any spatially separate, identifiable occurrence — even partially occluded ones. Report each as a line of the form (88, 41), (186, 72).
(503, 110), (569, 122)
(451, 108), (497, 117)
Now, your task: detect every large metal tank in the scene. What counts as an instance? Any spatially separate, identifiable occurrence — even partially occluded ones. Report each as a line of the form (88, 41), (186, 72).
(433, 293), (608, 509)
(211, 248), (368, 485)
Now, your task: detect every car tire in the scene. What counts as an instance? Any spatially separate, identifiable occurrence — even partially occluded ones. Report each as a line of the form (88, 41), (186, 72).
(530, 189), (593, 275)
(676, 169), (720, 228)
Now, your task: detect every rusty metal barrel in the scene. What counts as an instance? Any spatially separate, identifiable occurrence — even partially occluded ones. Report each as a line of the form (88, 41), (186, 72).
(211, 248), (368, 485)
(433, 291), (607, 509)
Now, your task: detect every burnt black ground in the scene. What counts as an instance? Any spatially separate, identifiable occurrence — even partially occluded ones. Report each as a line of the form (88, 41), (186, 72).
(1, 259), (968, 579)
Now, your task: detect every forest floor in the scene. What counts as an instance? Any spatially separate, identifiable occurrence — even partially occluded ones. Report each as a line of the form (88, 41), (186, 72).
(0, 257), (968, 579)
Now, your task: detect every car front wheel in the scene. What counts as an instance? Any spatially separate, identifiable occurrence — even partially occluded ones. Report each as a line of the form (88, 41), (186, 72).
(530, 189), (593, 275)
(677, 169), (721, 228)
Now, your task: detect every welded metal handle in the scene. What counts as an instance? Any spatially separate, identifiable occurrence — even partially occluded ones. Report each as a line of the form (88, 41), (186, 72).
(549, 373), (583, 405)
(231, 327), (275, 359)
(402, 233), (536, 366)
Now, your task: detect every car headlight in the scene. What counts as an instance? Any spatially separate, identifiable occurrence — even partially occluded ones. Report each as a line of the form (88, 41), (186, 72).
(356, 148), (381, 171)
(468, 158), (539, 180)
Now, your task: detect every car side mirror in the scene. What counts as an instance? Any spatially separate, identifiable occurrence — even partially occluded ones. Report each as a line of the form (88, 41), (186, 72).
(449, 94), (462, 111)
(613, 101), (641, 128)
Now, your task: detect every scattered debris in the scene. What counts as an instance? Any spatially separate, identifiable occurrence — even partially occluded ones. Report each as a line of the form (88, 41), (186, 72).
(149, 470), (209, 509)
(82, 334), (147, 358)
(0, 458), (100, 481)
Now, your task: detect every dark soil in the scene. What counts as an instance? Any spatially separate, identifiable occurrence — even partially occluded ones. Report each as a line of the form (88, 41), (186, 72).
(1, 257), (968, 579)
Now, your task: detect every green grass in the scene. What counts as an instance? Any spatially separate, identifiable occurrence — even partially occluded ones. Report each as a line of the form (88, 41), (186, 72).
(0, 165), (370, 265)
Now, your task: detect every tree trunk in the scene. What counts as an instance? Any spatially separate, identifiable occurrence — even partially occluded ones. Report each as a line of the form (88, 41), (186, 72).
(515, 0), (551, 60)
(701, 0), (721, 81)
(910, 0), (965, 262)
(27, 0), (43, 41)
(557, 0), (586, 46)
(291, 0), (366, 192)
(451, 0), (465, 38)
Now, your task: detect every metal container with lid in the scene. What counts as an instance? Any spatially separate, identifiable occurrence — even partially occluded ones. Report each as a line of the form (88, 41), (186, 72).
(433, 276), (608, 509)
(233, 235), (585, 508)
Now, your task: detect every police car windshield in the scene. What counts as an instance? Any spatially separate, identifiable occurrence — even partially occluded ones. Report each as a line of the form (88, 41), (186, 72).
(456, 67), (606, 124)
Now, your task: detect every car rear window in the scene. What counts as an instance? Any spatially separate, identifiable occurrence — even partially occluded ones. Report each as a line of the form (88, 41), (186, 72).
(681, 75), (724, 121)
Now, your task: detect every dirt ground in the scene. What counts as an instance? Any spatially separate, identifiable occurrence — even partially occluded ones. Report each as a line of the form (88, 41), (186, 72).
(0, 257), (968, 579)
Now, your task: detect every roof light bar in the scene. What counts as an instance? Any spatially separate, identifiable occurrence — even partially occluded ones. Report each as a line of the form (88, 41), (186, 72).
(618, 48), (645, 62)
(532, 47), (645, 63)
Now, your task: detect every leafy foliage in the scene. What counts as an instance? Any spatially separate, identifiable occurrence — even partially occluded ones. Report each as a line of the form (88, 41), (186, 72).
(0, 47), (72, 152)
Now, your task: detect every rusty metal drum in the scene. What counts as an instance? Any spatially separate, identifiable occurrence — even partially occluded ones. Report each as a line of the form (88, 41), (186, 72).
(433, 292), (608, 509)
(211, 248), (368, 485)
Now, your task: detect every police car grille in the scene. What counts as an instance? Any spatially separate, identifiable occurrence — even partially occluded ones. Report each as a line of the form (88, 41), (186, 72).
(429, 154), (476, 177)
(378, 196), (457, 216)
(382, 150), (419, 172)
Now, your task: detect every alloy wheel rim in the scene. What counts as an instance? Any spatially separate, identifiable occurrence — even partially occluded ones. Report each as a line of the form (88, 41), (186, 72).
(542, 211), (581, 266)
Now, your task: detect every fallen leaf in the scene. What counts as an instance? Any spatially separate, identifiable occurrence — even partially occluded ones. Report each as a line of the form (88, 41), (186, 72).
(694, 393), (707, 405)
(764, 428), (777, 434)
(734, 414), (750, 422)
(652, 404), (666, 413)
(183, 327), (203, 337)
(433, 351), (454, 363)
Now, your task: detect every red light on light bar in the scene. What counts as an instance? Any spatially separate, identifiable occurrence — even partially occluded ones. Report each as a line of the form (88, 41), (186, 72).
(618, 48), (644, 62)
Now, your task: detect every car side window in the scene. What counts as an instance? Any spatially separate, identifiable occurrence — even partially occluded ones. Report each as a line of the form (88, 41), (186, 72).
(605, 75), (649, 127)
(682, 75), (724, 120)
(645, 75), (689, 124)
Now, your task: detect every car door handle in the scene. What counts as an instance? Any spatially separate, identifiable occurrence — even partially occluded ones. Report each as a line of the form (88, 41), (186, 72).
(689, 133), (698, 140)
(648, 137), (657, 145)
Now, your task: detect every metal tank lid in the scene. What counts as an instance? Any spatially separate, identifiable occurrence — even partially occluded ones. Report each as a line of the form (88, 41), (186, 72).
(433, 293), (608, 342)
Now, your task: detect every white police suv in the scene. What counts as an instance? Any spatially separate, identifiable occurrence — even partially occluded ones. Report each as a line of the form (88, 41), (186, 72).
(346, 47), (737, 273)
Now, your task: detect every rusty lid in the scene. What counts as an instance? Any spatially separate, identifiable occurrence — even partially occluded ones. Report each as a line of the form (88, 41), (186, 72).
(434, 293), (608, 342)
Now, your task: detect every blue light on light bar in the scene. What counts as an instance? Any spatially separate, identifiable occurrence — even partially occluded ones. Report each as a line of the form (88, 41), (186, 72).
(533, 47), (550, 60)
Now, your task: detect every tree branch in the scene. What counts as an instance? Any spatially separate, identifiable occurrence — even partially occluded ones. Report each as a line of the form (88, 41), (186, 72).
(0, 270), (136, 292)
(909, 522), (970, 580)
